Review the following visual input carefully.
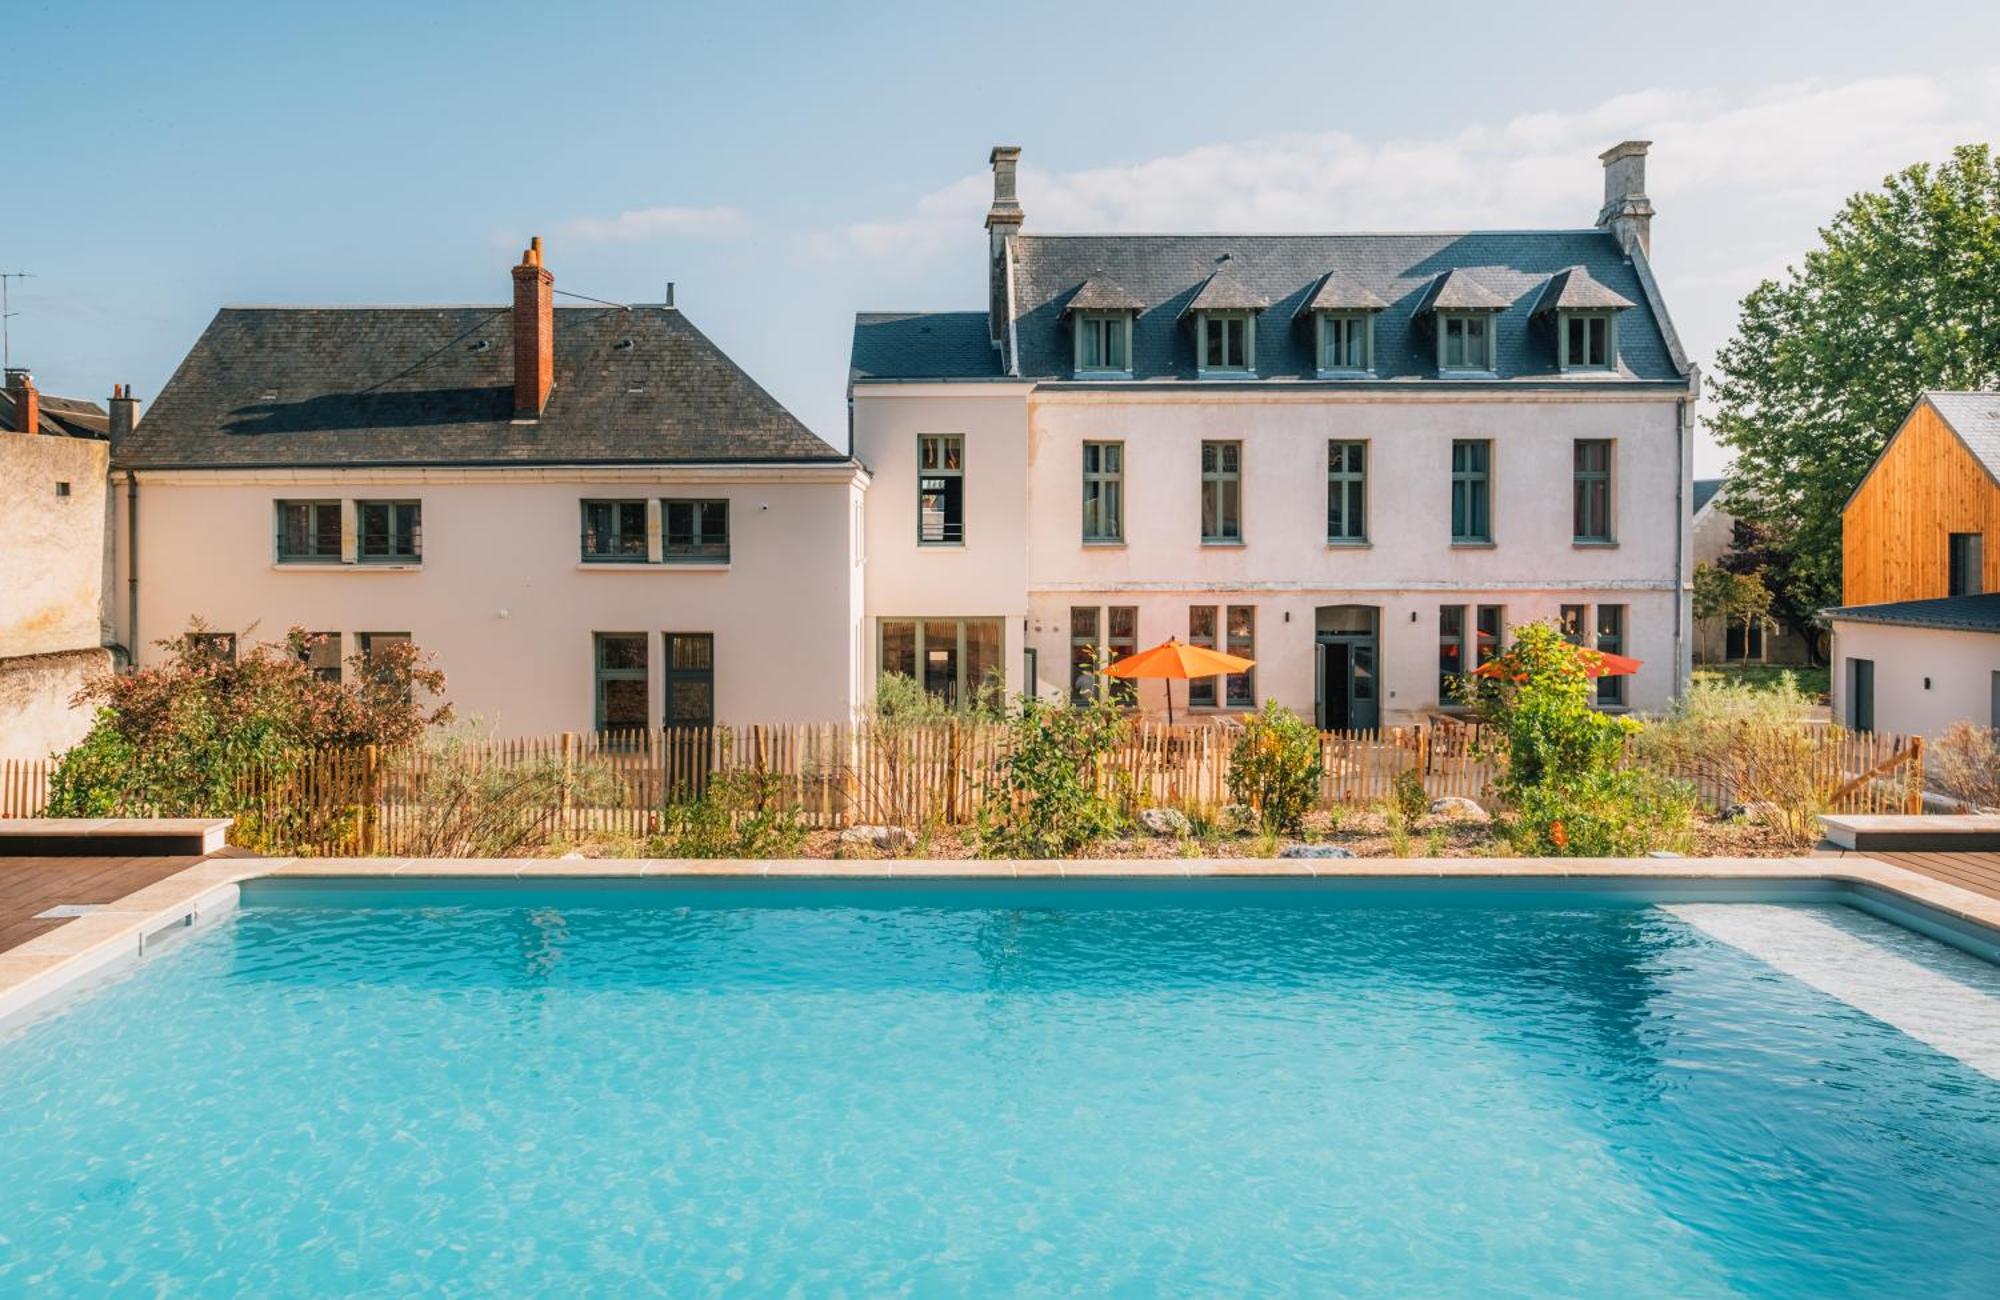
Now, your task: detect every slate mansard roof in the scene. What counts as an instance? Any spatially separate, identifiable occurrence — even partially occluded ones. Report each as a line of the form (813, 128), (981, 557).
(122, 304), (843, 469)
(852, 229), (1689, 385)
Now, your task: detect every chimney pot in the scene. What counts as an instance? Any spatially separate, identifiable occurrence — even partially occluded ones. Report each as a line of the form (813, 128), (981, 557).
(4, 368), (37, 434)
(108, 382), (140, 447)
(512, 237), (556, 417)
(1597, 140), (1654, 258)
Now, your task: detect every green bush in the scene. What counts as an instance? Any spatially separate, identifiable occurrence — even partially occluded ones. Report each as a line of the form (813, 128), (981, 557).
(1390, 767), (1428, 825)
(1476, 621), (1696, 857)
(1629, 674), (1831, 845)
(659, 769), (810, 859)
(979, 694), (1128, 857)
(1226, 701), (1325, 835)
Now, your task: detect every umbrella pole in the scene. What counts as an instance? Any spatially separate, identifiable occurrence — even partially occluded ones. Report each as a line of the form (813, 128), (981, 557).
(1167, 679), (1174, 727)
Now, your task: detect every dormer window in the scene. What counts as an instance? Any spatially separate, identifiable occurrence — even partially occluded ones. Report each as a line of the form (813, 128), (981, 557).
(1074, 312), (1131, 375)
(1438, 313), (1496, 373)
(1532, 266), (1634, 374)
(1317, 313), (1373, 374)
(1559, 313), (1615, 370)
(1198, 312), (1254, 375)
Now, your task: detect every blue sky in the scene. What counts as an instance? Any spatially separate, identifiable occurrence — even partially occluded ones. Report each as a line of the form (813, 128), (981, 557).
(7, 0), (1999, 474)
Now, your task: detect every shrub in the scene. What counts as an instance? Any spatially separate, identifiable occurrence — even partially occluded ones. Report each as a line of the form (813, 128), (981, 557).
(979, 694), (1128, 857)
(1475, 621), (1696, 857)
(1931, 722), (2000, 811)
(396, 730), (627, 859)
(1226, 701), (1324, 835)
(1390, 767), (1428, 825)
(660, 769), (810, 859)
(1629, 674), (1832, 844)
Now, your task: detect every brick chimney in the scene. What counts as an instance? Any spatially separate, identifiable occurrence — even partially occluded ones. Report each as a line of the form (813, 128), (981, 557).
(512, 236), (554, 418)
(108, 382), (139, 447)
(985, 146), (1023, 351)
(4, 368), (38, 433)
(1597, 141), (1654, 258)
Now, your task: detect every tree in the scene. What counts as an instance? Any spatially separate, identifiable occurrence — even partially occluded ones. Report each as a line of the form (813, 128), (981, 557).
(1691, 563), (1733, 663)
(1721, 518), (1824, 663)
(1709, 143), (2000, 649)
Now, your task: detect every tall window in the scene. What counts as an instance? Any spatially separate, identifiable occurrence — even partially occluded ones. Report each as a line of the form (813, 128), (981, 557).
(1327, 441), (1367, 543)
(1198, 312), (1253, 374)
(581, 500), (648, 561)
(300, 632), (341, 683)
(1439, 313), (1494, 372)
(1201, 440), (1242, 543)
(1188, 606), (1218, 709)
(276, 500), (340, 563)
(1560, 314), (1613, 370)
(594, 633), (649, 735)
(662, 633), (715, 728)
(1082, 442), (1124, 542)
(1559, 605), (1588, 644)
(1107, 607), (1139, 705)
(1075, 313), (1131, 373)
(1475, 605), (1505, 666)
(1949, 532), (1985, 596)
(879, 619), (1002, 707)
(918, 434), (964, 545)
(1438, 606), (1465, 702)
(663, 499), (729, 563)
(1069, 606), (1100, 704)
(1573, 440), (1612, 542)
(1318, 313), (1371, 374)
(1225, 606), (1255, 707)
(1596, 605), (1627, 707)
(357, 500), (421, 563)
(1451, 440), (1492, 543)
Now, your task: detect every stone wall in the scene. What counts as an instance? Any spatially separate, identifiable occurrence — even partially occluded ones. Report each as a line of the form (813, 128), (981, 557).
(0, 647), (111, 759)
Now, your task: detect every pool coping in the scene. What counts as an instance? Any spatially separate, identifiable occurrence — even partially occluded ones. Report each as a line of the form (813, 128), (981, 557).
(5, 854), (2000, 1033)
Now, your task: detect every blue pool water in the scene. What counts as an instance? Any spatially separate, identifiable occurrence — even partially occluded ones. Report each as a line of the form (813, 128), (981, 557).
(2, 879), (1998, 1296)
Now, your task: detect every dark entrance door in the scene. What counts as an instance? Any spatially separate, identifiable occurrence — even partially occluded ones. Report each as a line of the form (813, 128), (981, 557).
(1315, 605), (1380, 733)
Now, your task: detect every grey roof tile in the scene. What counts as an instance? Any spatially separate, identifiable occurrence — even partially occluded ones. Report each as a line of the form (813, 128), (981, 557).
(1299, 272), (1389, 315)
(119, 305), (841, 468)
(1825, 593), (2000, 633)
(1183, 261), (1271, 314)
(850, 311), (1002, 381)
(1530, 265), (1636, 315)
(1063, 276), (1146, 313)
(1927, 391), (2000, 480)
(1413, 268), (1511, 313)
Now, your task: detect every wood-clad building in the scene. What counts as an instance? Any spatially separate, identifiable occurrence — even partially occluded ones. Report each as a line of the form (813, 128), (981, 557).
(1843, 393), (2000, 605)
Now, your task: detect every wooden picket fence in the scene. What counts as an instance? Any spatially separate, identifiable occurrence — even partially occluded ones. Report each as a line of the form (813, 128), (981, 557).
(0, 719), (1926, 856)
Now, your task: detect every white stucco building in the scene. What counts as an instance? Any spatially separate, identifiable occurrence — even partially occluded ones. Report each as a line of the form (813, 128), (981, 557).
(113, 242), (867, 736)
(851, 144), (1698, 727)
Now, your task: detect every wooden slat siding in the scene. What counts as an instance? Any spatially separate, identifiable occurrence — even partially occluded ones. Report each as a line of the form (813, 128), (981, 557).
(1842, 398), (2000, 604)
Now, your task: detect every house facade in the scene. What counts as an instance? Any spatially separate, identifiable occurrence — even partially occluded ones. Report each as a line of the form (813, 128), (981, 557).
(851, 144), (1697, 727)
(1829, 392), (2000, 737)
(113, 242), (868, 737)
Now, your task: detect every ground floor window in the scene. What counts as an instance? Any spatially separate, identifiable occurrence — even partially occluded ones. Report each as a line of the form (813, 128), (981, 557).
(1438, 606), (1466, 701)
(1188, 607), (1218, 709)
(1725, 619), (1765, 661)
(662, 633), (715, 728)
(300, 632), (341, 683)
(878, 618), (1001, 709)
(594, 633), (649, 735)
(1848, 657), (1875, 732)
(1560, 604), (1588, 645)
(1225, 606), (1255, 707)
(1069, 606), (1138, 705)
(1595, 605), (1627, 707)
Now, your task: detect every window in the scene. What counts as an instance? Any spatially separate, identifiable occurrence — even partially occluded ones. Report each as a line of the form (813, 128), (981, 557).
(878, 618), (1002, 707)
(299, 632), (341, 683)
(185, 631), (236, 665)
(1573, 440), (1613, 542)
(1439, 313), (1495, 372)
(276, 500), (341, 563)
(1201, 440), (1242, 543)
(1071, 606), (1139, 705)
(1559, 605), (1588, 644)
(1327, 441), (1367, 543)
(1560, 314), (1614, 370)
(1451, 440), (1492, 543)
(1188, 606), (1218, 709)
(1075, 312), (1131, 374)
(1082, 442), (1124, 542)
(1847, 658), (1875, 732)
(358, 632), (412, 694)
(55, 481), (71, 498)
(594, 633), (649, 735)
(357, 500), (421, 563)
(662, 633), (714, 728)
(1475, 605), (1505, 667)
(1198, 312), (1254, 375)
(1949, 532), (1984, 596)
(1726, 620), (1766, 662)
(582, 500), (648, 561)
(663, 499), (729, 563)
(1438, 606), (1466, 702)
(917, 434), (964, 545)
(1595, 605), (1627, 707)
(1317, 313), (1372, 374)
(1225, 606), (1255, 707)
(1107, 607), (1137, 705)
(1069, 606), (1099, 704)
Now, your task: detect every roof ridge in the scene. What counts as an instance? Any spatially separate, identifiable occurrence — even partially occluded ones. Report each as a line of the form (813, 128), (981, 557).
(1015, 229), (1616, 240)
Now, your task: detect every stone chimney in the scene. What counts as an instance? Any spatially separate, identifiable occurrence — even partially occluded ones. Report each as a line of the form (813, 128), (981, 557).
(108, 382), (139, 447)
(512, 236), (555, 418)
(4, 368), (38, 433)
(985, 146), (1024, 349)
(1597, 141), (1654, 258)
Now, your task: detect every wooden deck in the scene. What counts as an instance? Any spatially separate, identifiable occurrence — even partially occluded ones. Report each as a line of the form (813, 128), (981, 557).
(1861, 852), (2000, 904)
(0, 855), (213, 953)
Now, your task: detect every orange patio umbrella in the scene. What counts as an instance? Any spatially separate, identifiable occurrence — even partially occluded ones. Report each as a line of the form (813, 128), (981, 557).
(1104, 637), (1257, 725)
(1472, 645), (1643, 681)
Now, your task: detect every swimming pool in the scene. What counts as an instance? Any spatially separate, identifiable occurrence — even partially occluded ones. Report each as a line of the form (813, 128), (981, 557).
(2, 877), (1997, 1296)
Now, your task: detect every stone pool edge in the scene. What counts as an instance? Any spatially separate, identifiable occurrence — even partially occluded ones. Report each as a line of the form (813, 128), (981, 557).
(5, 855), (1999, 1033)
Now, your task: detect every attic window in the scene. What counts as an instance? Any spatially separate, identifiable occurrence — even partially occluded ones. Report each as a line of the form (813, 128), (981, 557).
(1316, 313), (1373, 375)
(1197, 312), (1254, 376)
(1559, 313), (1615, 371)
(1074, 312), (1131, 375)
(1438, 313), (1496, 374)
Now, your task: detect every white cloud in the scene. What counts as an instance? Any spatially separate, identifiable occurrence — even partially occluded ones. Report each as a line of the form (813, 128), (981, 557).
(554, 204), (745, 243)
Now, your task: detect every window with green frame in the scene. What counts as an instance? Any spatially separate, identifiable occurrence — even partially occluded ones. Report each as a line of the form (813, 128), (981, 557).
(357, 500), (421, 563)
(662, 499), (729, 563)
(1201, 440), (1242, 543)
(878, 617), (1003, 708)
(1074, 312), (1132, 374)
(275, 500), (341, 563)
(1573, 439), (1613, 542)
(1450, 439), (1492, 543)
(1316, 312), (1373, 374)
(593, 632), (649, 734)
(1082, 441), (1123, 542)
(1327, 440), (1366, 543)
(1197, 311), (1254, 375)
(581, 500), (648, 561)
(1558, 313), (1615, 370)
(1438, 312), (1496, 372)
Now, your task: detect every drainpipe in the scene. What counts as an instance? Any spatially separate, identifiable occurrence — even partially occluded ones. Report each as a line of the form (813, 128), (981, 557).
(1673, 394), (1691, 701)
(125, 469), (139, 668)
